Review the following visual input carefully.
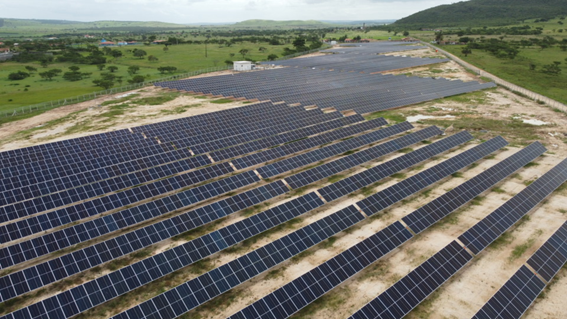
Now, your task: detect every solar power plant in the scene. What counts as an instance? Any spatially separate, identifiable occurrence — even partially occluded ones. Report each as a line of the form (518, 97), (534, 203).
(348, 158), (567, 319)
(0, 124), (442, 303)
(2, 41), (565, 319)
(228, 141), (546, 319)
(471, 221), (567, 319)
(155, 60), (495, 115)
(0, 130), (487, 319)
(0, 119), (411, 269)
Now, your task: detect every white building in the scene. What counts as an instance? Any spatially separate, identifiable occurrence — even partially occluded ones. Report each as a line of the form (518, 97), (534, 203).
(234, 61), (253, 71)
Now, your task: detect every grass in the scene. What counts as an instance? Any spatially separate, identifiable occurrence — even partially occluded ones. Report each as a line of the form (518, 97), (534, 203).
(441, 44), (567, 105)
(327, 174), (345, 184)
(420, 117), (540, 144)
(391, 173), (406, 179)
(398, 148), (414, 154)
(509, 230), (543, 261)
(451, 172), (464, 178)
(364, 110), (406, 123)
(0, 42), (292, 117)
(130, 92), (180, 105)
(210, 98), (234, 104)
(490, 232), (514, 250)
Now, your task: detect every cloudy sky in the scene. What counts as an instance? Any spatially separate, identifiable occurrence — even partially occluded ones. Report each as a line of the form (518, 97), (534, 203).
(1, 0), (458, 23)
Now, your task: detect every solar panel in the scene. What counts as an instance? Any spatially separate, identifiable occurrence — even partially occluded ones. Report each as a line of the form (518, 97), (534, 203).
(358, 136), (508, 216)
(472, 265), (546, 319)
(0, 130), (466, 312)
(403, 142), (547, 234)
(228, 141), (543, 319)
(526, 221), (567, 282)
(348, 241), (473, 319)
(459, 158), (567, 255)
(472, 222), (567, 319)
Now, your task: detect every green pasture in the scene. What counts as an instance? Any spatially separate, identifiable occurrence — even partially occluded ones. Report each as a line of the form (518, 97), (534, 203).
(0, 42), (287, 113)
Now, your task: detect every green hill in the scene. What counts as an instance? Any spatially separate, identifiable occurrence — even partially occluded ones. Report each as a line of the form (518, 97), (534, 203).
(394, 0), (567, 28)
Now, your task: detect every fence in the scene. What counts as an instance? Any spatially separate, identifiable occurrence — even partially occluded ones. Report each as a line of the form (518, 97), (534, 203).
(422, 42), (567, 113)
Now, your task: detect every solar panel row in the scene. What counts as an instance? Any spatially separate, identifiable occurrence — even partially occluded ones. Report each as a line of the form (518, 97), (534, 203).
(459, 158), (567, 255)
(0, 115), (376, 224)
(0, 125), (437, 302)
(349, 158), (567, 319)
(228, 141), (545, 319)
(348, 241), (473, 319)
(106, 135), (495, 319)
(472, 221), (567, 319)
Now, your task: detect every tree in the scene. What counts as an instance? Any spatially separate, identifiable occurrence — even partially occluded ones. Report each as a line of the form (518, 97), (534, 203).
(403, 31), (410, 37)
(292, 37), (308, 51)
(8, 71), (30, 80)
(148, 55), (159, 62)
(128, 65), (140, 75)
(128, 75), (146, 84)
(92, 79), (114, 90)
(163, 46), (169, 53)
(542, 61), (562, 75)
(107, 66), (118, 73)
(133, 49), (147, 59)
(110, 50), (123, 58)
(25, 66), (37, 74)
(40, 60), (50, 68)
(63, 71), (83, 81)
(39, 69), (61, 81)
(229, 53), (235, 58)
(434, 31), (444, 43)
(239, 48), (249, 59)
(157, 66), (177, 74)
(97, 64), (106, 71)
(259, 47), (267, 53)
(69, 66), (80, 72)
(267, 54), (279, 61)
(461, 47), (472, 57)
(224, 60), (234, 65)
(529, 63), (537, 71)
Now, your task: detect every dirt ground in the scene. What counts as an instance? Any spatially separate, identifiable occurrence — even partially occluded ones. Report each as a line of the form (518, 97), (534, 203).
(0, 47), (566, 319)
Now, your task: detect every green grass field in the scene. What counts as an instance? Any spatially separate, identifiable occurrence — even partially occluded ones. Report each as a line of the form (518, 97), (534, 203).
(0, 42), (288, 113)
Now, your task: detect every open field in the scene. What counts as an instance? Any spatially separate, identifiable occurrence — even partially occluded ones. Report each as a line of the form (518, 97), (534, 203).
(0, 42), (289, 114)
(0, 46), (565, 319)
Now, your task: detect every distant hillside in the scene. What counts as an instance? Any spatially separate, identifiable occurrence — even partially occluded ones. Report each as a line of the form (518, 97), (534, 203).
(0, 18), (186, 31)
(394, 0), (567, 28)
(232, 19), (337, 28)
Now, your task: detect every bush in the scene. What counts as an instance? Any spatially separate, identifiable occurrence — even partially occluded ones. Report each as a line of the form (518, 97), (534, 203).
(128, 75), (146, 84)
(8, 71), (30, 80)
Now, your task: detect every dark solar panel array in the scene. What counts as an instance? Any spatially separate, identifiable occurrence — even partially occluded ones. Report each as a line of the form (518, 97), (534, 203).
(319, 42), (427, 55)
(155, 65), (495, 115)
(0, 115), (370, 245)
(0, 125), (439, 303)
(357, 136), (508, 216)
(0, 128), (460, 314)
(526, 221), (567, 282)
(472, 266), (546, 319)
(459, 158), (567, 255)
(349, 158), (567, 319)
(0, 110), (342, 208)
(348, 241), (473, 319)
(0, 115), (373, 223)
(286, 126), (442, 189)
(0, 120), (405, 270)
(228, 140), (544, 319)
(256, 121), (415, 178)
(403, 142), (547, 234)
(472, 222), (567, 319)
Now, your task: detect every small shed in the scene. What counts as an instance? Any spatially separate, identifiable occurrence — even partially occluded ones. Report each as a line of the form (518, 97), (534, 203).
(234, 61), (253, 71)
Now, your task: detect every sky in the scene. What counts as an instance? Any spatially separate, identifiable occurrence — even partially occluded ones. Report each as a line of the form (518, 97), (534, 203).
(0, 0), (459, 24)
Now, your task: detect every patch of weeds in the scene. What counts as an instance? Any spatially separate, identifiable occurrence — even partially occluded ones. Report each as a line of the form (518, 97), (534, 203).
(492, 187), (506, 194)
(264, 267), (286, 280)
(100, 94), (140, 106)
(489, 232), (514, 250)
(391, 173), (406, 179)
(210, 98), (234, 104)
(524, 180), (534, 186)
(484, 154), (497, 160)
(471, 196), (485, 206)
(328, 174), (345, 184)
(510, 236), (537, 261)
(421, 140), (432, 144)
(421, 189), (433, 198)
(342, 149), (357, 156)
(131, 92), (180, 105)
(364, 110), (406, 123)
(559, 209), (567, 214)
(512, 173), (522, 180)
(524, 162), (539, 168)
(321, 236), (337, 249)
(188, 258), (214, 275)
(398, 148), (414, 154)
(452, 172), (464, 178)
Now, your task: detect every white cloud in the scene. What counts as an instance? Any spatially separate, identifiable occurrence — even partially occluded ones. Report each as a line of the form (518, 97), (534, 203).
(0, 0), (457, 24)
